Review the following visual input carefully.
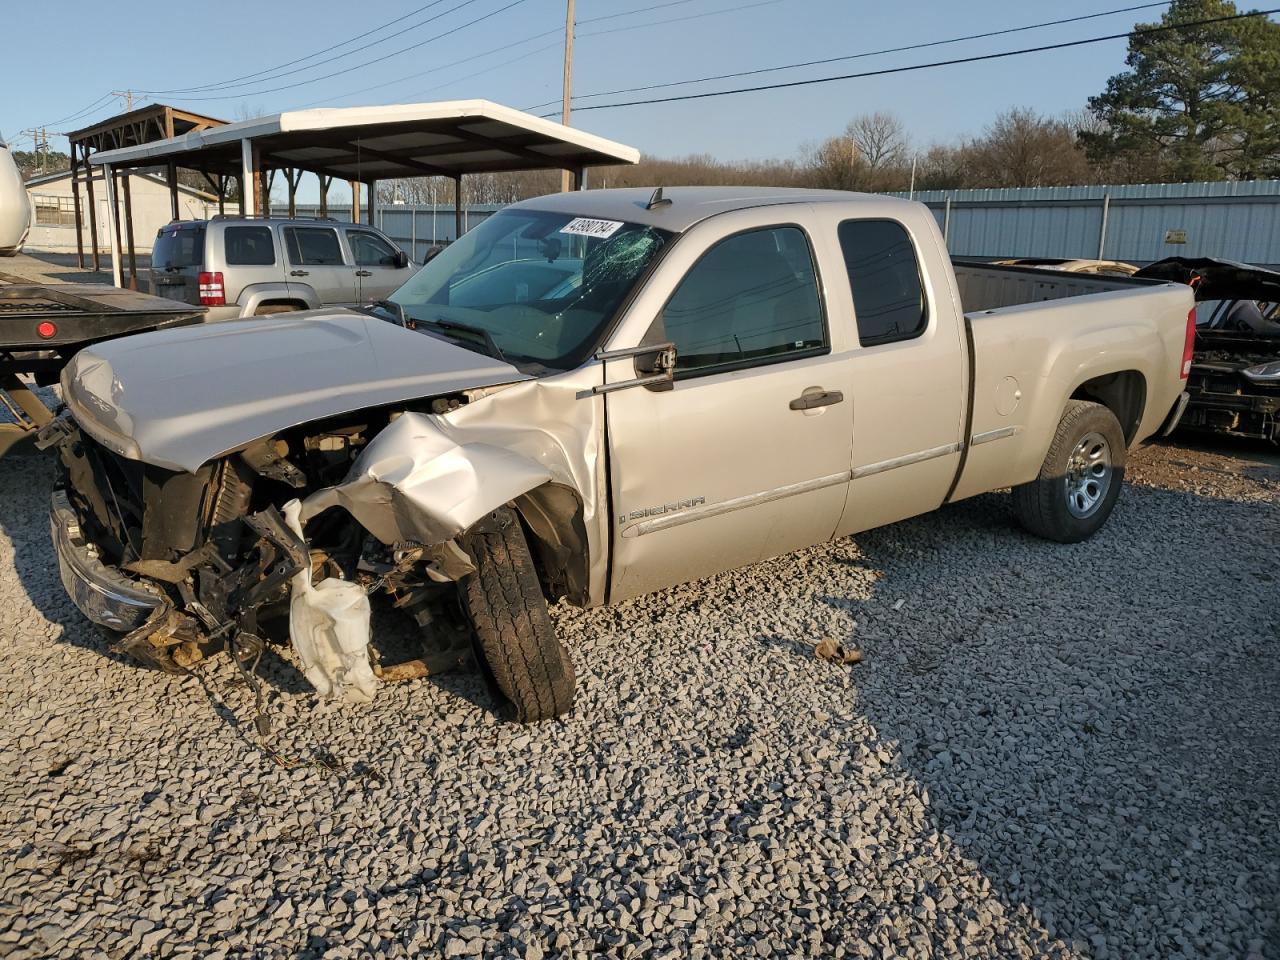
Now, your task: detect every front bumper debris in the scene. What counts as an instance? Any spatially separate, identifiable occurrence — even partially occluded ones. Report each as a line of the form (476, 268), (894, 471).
(50, 490), (163, 631)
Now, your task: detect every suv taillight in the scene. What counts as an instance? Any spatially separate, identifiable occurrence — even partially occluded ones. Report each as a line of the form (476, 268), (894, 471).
(1181, 306), (1196, 379)
(198, 271), (225, 306)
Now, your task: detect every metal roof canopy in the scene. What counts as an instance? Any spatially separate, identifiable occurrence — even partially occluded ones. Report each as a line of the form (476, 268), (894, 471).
(87, 100), (639, 288)
(89, 100), (638, 183)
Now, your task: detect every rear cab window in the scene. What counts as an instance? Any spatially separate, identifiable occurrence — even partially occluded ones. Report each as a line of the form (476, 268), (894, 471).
(837, 219), (927, 346)
(284, 227), (345, 265)
(660, 225), (827, 377)
(224, 225), (276, 265)
(152, 224), (205, 269)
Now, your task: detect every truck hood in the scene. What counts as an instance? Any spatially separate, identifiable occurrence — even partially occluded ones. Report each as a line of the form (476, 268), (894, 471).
(62, 309), (529, 473)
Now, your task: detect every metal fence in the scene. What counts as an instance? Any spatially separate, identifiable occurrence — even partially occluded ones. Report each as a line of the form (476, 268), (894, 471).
(294, 180), (1280, 268)
(291, 204), (505, 261)
(889, 180), (1280, 267)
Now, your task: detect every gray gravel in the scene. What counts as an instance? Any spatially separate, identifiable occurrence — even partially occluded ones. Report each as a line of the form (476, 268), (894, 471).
(1, 439), (1277, 959)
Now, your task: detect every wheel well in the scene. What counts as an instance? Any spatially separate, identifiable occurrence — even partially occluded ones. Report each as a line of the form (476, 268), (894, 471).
(253, 299), (306, 315)
(511, 483), (590, 606)
(1071, 370), (1146, 444)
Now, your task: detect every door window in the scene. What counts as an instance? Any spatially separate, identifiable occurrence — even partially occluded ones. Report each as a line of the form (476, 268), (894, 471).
(837, 219), (927, 346)
(284, 227), (345, 265)
(661, 226), (826, 376)
(348, 230), (399, 266)
(223, 225), (275, 265)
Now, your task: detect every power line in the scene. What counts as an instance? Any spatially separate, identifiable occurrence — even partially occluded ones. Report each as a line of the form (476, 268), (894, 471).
(298, 0), (757, 109)
(141, 0), (491, 97)
(562, 7), (1280, 113)
(141, 0), (464, 95)
(166, 0), (533, 103)
(526, 0), (1172, 111)
(39, 93), (117, 130)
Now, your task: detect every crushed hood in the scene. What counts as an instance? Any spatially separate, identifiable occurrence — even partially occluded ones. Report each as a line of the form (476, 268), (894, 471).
(62, 310), (528, 473)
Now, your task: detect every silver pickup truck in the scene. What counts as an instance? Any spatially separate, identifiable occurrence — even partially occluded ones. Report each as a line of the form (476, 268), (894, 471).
(44, 187), (1194, 723)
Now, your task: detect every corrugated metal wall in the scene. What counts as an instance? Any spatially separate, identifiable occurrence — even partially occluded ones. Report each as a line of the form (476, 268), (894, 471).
(290, 203), (505, 261)
(290, 182), (1280, 268)
(889, 180), (1280, 267)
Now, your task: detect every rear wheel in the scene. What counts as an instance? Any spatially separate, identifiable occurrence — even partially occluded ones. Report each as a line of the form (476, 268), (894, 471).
(1012, 400), (1126, 543)
(459, 508), (575, 723)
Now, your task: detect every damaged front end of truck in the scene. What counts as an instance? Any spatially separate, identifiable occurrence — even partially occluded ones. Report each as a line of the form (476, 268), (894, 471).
(42, 351), (603, 719)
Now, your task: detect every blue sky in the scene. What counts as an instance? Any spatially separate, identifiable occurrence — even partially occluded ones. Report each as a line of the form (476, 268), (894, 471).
(3, 0), (1184, 197)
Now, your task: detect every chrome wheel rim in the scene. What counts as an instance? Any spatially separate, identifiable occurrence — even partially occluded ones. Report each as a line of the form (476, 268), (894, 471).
(1064, 431), (1112, 518)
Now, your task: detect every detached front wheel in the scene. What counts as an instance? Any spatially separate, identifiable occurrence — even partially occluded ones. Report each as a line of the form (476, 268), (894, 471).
(459, 507), (576, 723)
(1012, 399), (1126, 543)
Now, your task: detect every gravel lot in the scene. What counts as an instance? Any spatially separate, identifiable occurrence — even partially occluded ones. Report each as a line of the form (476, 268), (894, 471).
(0, 436), (1276, 959)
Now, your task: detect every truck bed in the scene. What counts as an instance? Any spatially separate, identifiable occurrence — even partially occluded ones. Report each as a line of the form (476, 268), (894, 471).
(0, 275), (205, 434)
(951, 260), (1154, 314)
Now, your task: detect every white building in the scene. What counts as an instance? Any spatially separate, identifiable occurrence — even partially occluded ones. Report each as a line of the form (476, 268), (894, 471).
(24, 169), (236, 254)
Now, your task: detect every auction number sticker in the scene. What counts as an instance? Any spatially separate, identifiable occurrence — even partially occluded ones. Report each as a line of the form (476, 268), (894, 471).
(560, 217), (624, 239)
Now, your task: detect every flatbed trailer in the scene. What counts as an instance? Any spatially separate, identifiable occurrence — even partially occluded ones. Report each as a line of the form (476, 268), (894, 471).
(0, 273), (204, 432)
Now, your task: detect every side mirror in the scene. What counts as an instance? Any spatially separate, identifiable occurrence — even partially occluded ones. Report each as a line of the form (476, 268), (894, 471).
(393, 250), (410, 269)
(583, 342), (677, 397)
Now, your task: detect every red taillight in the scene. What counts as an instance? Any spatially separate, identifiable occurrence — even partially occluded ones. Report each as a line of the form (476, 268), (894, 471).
(198, 271), (225, 306)
(1181, 306), (1196, 379)
(36, 320), (57, 339)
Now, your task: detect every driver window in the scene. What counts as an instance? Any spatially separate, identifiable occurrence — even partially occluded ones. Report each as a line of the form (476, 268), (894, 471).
(348, 230), (398, 266)
(661, 226), (826, 376)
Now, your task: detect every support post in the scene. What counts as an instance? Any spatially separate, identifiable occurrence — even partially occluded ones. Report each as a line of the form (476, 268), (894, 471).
(560, 0), (576, 193)
(1098, 193), (1111, 260)
(319, 175), (331, 218)
(69, 140), (84, 268)
(166, 160), (179, 221)
(109, 168), (125, 280)
(572, 168), (585, 191)
(217, 175), (226, 215)
(240, 138), (262, 217)
(454, 176), (463, 241)
(287, 169), (298, 218)
(122, 173), (138, 289)
(349, 180), (361, 223)
(410, 204), (417, 260)
(367, 179), (377, 226)
(102, 164), (122, 289)
(84, 145), (101, 271)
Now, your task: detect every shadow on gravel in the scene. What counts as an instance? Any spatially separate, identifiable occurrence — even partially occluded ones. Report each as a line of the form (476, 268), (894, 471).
(810, 482), (1280, 956)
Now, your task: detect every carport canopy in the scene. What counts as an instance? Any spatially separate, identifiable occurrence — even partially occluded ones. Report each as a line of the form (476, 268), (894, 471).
(87, 100), (641, 286)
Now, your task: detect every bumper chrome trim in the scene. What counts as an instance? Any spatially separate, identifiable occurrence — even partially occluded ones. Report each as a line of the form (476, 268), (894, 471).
(50, 491), (162, 632)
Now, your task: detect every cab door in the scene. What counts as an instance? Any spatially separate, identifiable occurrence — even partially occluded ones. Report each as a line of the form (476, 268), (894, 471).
(823, 213), (967, 536)
(346, 227), (413, 302)
(603, 220), (856, 603)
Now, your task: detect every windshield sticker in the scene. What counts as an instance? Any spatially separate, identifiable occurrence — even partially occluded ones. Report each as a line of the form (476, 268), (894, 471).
(560, 217), (624, 239)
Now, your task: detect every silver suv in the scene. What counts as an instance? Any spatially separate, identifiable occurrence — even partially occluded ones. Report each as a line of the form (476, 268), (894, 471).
(144, 215), (416, 321)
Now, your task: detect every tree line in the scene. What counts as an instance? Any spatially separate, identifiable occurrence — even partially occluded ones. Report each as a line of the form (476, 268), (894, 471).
(17, 0), (1280, 200)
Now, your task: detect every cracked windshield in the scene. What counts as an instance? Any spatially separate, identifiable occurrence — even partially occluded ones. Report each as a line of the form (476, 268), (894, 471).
(389, 209), (672, 370)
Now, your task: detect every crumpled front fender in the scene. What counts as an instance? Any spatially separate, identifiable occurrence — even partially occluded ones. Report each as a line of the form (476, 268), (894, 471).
(300, 411), (553, 545)
(298, 371), (607, 604)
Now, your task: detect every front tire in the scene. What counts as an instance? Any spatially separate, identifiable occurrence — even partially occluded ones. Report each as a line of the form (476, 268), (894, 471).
(1012, 400), (1126, 543)
(459, 508), (575, 723)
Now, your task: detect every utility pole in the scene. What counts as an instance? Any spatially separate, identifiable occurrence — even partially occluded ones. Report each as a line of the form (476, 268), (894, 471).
(111, 90), (135, 112)
(21, 127), (51, 172)
(559, 0), (575, 193)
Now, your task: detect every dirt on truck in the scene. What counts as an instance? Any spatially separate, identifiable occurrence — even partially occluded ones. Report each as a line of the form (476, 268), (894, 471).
(42, 187), (1195, 724)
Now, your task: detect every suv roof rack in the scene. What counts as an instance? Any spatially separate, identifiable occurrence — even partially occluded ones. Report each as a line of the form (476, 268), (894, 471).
(209, 214), (339, 222)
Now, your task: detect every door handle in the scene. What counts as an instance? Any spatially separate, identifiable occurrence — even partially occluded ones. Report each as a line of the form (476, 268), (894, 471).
(355, 270), (372, 277)
(290, 269), (309, 277)
(789, 389), (844, 411)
